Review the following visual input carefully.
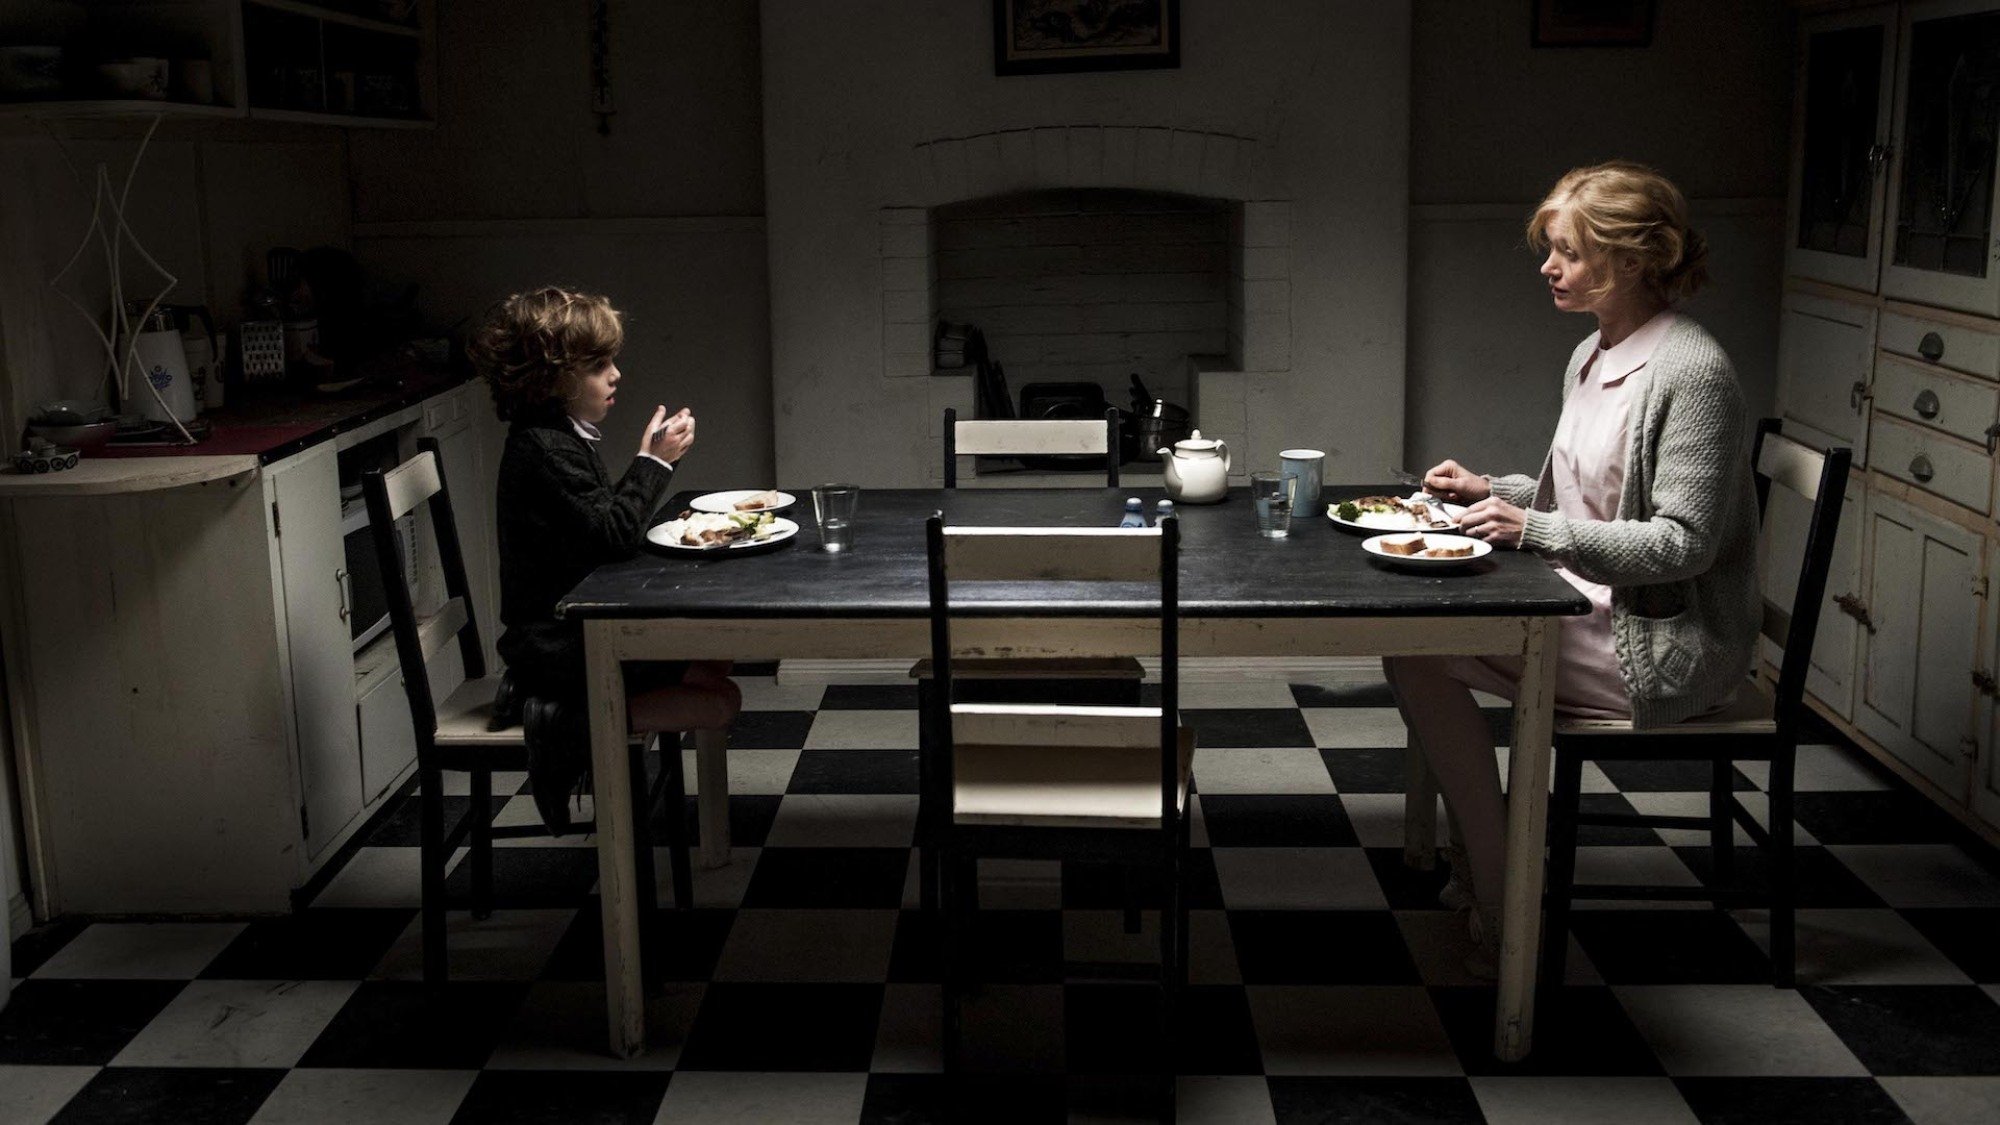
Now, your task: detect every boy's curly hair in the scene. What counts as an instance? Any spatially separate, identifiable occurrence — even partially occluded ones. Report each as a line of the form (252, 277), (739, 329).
(467, 287), (624, 420)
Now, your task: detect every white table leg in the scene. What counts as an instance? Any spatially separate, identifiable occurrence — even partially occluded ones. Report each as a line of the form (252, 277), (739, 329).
(696, 728), (731, 868)
(586, 623), (645, 1059)
(1496, 615), (1560, 1062)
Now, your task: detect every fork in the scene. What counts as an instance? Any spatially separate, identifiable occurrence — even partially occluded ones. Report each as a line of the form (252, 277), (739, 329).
(1389, 467), (1453, 520)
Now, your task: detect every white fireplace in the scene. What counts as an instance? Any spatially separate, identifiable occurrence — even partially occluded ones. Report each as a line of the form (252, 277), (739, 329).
(761, 1), (1411, 488)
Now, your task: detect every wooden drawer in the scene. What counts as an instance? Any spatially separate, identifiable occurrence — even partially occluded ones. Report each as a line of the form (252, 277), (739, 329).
(1873, 355), (2000, 446)
(1880, 310), (2000, 380)
(1870, 413), (1994, 513)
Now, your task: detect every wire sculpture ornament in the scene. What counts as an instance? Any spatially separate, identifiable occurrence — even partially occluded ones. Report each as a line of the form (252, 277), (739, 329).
(42, 113), (197, 445)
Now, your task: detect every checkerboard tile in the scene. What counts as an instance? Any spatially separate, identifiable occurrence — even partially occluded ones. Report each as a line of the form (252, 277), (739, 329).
(7, 672), (2000, 1123)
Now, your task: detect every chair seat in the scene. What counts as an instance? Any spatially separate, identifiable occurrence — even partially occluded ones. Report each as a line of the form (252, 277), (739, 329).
(953, 728), (1194, 829)
(1556, 678), (1776, 738)
(909, 657), (1146, 681)
(433, 676), (527, 747)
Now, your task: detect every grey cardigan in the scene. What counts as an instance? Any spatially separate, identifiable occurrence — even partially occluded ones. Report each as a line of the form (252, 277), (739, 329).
(1488, 316), (1760, 728)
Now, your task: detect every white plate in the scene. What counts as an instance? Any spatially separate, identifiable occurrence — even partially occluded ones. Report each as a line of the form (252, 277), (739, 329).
(689, 489), (796, 514)
(647, 515), (799, 555)
(1361, 532), (1492, 568)
(1326, 493), (1465, 533)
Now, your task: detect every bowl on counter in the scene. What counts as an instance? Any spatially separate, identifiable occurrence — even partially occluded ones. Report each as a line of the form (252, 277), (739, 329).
(25, 420), (116, 453)
(14, 444), (79, 475)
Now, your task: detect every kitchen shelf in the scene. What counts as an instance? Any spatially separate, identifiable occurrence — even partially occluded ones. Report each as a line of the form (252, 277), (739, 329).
(0, 99), (244, 120)
(246, 106), (431, 129)
(244, 0), (422, 39)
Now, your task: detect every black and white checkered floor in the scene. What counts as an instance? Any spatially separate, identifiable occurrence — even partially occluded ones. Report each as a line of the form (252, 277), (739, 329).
(7, 669), (2000, 1123)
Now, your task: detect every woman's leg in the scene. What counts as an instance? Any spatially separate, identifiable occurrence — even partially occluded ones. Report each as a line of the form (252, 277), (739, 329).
(1383, 655), (1507, 913)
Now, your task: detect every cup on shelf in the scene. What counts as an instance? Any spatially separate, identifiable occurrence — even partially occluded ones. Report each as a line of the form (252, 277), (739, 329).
(812, 483), (860, 553)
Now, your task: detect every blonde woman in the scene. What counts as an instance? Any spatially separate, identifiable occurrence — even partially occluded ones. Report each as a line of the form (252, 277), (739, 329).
(1385, 162), (1760, 973)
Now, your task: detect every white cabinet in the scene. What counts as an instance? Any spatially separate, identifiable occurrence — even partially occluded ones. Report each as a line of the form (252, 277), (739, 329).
(1856, 490), (1984, 792)
(269, 445), (365, 859)
(1880, 0), (2000, 316)
(1973, 551), (2000, 826)
(1777, 289), (1876, 464)
(1787, 5), (1899, 291)
(1764, 479), (1868, 719)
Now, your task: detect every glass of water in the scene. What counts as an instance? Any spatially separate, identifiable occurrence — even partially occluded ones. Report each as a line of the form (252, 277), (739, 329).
(812, 483), (860, 552)
(1251, 471), (1293, 538)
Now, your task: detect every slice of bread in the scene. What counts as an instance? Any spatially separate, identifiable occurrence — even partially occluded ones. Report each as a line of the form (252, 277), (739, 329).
(1378, 534), (1426, 556)
(1422, 541), (1475, 558)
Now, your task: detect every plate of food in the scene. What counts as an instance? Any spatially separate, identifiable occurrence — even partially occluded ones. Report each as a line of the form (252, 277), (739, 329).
(647, 511), (798, 554)
(1328, 492), (1465, 533)
(689, 489), (796, 514)
(1361, 532), (1492, 568)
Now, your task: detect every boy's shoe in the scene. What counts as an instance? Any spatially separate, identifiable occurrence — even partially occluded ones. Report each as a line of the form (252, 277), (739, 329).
(522, 697), (588, 836)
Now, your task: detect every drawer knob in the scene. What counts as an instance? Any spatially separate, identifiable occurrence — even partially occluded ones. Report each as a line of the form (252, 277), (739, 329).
(1915, 389), (1941, 419)
(1910, 453), (1936, 483)
(1919, 331), (1945, 362)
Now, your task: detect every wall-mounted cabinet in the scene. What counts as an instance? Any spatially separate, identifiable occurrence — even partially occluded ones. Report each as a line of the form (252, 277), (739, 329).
(1787, 4), (1899, 292)
(0, 0), (434, 128)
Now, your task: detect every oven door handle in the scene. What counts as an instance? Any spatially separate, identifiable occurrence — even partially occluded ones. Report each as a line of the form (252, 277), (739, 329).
(336, 567), (352, 623)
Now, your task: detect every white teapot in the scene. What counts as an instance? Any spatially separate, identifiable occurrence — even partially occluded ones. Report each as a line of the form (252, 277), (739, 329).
(1159, 429), (1230, 504)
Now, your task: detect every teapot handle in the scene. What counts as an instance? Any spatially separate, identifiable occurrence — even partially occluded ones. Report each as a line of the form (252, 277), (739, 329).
(1216, 440), (1229, 472)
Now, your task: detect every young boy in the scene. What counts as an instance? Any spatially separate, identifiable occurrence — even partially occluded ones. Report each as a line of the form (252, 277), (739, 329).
(470, 286), (738, 830)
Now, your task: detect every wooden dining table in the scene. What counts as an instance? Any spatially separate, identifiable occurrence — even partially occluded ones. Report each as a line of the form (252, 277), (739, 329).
(558, 486), (1589, 1063)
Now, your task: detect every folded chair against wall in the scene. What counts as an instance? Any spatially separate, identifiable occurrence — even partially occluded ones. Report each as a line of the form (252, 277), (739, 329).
(365, 440), (727, 985)
(915, 409), (1146, 911)
(924, 516), (1194, 1101)
(1540, 421), (1852, 989)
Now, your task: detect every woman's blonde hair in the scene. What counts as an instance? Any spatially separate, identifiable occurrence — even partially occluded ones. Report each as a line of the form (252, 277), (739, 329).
(1526, 162), (1710, 304)
(467, 286), (625, 420)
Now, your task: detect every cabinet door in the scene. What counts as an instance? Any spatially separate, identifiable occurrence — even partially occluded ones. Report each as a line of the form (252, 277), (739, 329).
(1973, 551), (2000, 827)
(1762, 479), (1868, 720)
(1856, 491), (1983, 792)
(357, 671), (417, 805)
(1778, 290), (1876, 463)
(1881, 0), (2000, 316)
(1788, 5), (1899, 291)
(269, 446), (363, 858)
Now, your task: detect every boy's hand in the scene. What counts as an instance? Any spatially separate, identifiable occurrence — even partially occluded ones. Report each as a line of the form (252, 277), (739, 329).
(641, 406), (695, 464)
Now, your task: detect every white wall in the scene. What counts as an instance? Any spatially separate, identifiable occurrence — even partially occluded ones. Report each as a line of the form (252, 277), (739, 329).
(761, 0), (1413, 487)
(345, 0), (772, 494)
(1405, 0), (1791, 475)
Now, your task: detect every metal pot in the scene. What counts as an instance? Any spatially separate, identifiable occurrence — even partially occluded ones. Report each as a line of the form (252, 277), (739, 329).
(1132, 399), (1192, 462)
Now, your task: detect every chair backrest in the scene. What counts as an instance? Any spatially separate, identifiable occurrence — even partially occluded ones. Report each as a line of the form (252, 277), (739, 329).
(362, 438), (487, 743)
(925, 515), (1180, 822)
(942, 406), (1120, 488)
(1750, 418), (1852, 732)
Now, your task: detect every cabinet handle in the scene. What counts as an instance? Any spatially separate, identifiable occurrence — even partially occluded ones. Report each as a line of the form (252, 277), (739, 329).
(1910, 454), (1935, 483)
(1975, 670), (1999, 699)
(1850, 380), (1870, 412)
(1833, 592), (1876, 633)
(335, 568), (351, 622)
(1914, 389), (1941, 419)
(1868, 142), (1892, 174)
(1986, 422), (2000, 455)
(1919, 332), (1945, 362)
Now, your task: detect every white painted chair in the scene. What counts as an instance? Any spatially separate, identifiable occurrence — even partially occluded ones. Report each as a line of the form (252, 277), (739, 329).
(940, 406), (1121, 487)
(923, 516), (1193, 1097)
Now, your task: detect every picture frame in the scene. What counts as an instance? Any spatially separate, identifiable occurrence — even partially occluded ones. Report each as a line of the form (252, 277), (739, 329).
(1530, 0), (1654, 49)
(993, 0), (1180, 76)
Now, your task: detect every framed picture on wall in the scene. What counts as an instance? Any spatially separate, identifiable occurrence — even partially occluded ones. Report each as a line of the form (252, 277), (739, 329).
(993, 0), (1180, 76)
(1531, 0), (1655, 48)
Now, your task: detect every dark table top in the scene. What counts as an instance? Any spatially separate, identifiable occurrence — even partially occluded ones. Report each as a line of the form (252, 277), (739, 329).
(560, 487), (1591, 621)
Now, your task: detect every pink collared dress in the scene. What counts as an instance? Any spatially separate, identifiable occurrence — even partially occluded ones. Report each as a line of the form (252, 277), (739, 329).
(1445, 310), (1681, 718)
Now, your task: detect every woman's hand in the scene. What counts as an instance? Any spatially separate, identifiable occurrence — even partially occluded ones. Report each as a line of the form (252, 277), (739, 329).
(1457, 497), (1526, 548)
(1423, 459), (1491, 505)
(640, 406), (695, 464)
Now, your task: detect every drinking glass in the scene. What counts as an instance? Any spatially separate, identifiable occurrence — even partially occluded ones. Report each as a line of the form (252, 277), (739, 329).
(1251, 471), (1293, 538)
(812, 483), (859, 552)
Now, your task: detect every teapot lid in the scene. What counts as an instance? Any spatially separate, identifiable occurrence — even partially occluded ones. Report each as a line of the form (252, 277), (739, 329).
(1172, 429), (1222, 454)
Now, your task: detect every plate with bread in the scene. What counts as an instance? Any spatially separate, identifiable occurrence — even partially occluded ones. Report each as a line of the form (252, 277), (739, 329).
(1328, 493), (1465, 533)
(1361, 532), (1491, 568)
(689, 489), (796, 515)
(648, 511), (799, 555)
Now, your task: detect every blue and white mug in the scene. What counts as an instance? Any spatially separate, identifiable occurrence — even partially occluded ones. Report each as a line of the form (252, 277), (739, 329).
(1279, 448), (1324, 513)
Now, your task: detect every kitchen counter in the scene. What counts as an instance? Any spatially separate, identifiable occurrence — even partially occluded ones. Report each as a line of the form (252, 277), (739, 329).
(0, 363), (474, 497)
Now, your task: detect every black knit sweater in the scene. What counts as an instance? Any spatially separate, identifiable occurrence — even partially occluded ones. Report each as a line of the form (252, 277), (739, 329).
(495, 402), (673, 698)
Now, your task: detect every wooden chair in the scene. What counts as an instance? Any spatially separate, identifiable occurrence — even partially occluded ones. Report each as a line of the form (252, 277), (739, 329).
(1540, 421), (1852, 989)
(941, 406), (1121, 488)
(919, 408), (1146, 911)
(924, 516), (1194, 1096)
(363, 440), (698, 985)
